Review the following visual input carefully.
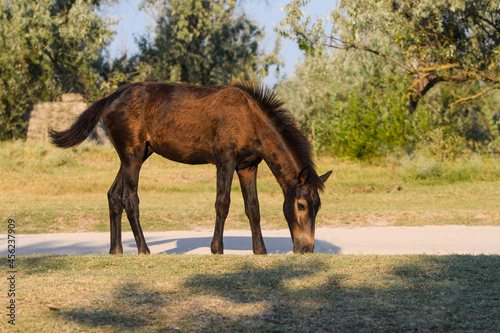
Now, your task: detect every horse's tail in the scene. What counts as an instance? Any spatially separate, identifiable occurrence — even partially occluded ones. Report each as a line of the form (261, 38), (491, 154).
(49, 96), (108, 148)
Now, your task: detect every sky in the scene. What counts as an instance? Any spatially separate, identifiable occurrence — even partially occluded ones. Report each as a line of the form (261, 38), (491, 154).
(101, 0), (332, 86)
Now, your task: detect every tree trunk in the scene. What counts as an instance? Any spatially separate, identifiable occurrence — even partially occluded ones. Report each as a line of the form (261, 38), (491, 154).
(408, 75), (442, 116)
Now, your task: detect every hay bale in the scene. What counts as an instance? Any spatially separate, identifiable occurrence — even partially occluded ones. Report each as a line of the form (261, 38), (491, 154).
(27, 94), (108, 143)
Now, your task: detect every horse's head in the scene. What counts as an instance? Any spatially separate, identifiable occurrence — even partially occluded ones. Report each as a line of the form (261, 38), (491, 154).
(283, 166), (332, 254)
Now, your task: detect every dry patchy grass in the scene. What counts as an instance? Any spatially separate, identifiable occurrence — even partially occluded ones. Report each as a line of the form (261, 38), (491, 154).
(2, 141), (500, 233)
(5, 254), (499, 332)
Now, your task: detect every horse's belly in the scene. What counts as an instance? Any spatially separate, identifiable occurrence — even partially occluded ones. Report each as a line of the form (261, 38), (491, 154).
(150, 137), (215, 165)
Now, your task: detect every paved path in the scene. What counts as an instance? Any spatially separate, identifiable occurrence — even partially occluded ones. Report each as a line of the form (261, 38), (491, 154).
(2, 226), (499, 256)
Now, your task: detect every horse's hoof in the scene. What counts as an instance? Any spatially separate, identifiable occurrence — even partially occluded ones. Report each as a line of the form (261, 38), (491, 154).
(210, 246), (223, 254)
(138, 246), (151, 254)
(109, 247), (123, 255)
(210, 240), (224, 254)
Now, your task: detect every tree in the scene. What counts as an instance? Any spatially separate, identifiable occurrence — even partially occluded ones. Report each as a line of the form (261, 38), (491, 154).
(277, 0), (500, 115)
(134, 0), (281, 85)
(0, 0), (115, 140)
(278, 50), (414, 159)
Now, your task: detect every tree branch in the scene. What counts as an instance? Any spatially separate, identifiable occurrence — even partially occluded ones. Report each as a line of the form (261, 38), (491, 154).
(295, 30), (415, 73)
(408, 75), (443, 115)
(450, 86), (497, 107)
(323, 34), (414, 73)
(293, 27), (500, 116)
(476, 14), (500, 35)
(416, 63), (459, 73)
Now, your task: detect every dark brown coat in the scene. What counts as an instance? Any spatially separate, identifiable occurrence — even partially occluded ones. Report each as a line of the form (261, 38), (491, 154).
(50, 82), (331, 254)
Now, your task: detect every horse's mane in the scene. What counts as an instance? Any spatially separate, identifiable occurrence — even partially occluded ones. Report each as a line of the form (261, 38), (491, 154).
(232, 81), (325, 191)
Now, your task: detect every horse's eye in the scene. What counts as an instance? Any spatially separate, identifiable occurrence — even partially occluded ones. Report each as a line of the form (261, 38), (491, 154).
(297, 203), (306, 211)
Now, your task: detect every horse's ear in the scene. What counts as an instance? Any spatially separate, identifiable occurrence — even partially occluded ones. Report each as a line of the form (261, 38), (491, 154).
(298, 166), (311, 186)
(320, 171), (332, 184)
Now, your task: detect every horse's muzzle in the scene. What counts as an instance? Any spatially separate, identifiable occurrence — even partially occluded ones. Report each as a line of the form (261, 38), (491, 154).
(293, 238), (314, 254)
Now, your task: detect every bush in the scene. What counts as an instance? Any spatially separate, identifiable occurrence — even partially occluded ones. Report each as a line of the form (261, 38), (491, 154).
(325, 76), (415, 160)
(277, 49), (500, 161)
(278, 52), (416, 160)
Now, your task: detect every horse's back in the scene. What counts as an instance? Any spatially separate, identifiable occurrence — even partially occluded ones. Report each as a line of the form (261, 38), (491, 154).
(102, 82), (262, 165)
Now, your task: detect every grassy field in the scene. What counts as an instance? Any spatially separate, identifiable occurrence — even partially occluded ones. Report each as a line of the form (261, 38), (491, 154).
(2, 140), (500, 233)
(2, 142), (500, 332)
(3, 254), (499, 332)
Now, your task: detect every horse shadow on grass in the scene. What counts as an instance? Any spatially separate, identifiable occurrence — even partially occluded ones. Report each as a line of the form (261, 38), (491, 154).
(55, 256), (500, 331)
(56, 258), (335, 331)
(141, 235), (341, 254)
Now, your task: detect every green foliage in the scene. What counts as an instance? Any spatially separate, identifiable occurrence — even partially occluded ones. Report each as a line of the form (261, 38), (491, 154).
(329, 0), (500, 74)
(134, 0), (281, 85)
(0, 0), (116, 140)
(327, 76), (414, 159)
(277, 0), (500, 160)
(277, 0), (500, 115)
(279, 51), (414, 159)
(416, 82), (499, 147)
(278, 51), (497, 160)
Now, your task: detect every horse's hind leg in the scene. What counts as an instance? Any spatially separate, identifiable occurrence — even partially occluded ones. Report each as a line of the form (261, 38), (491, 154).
(121, 160), (150, 254)
(237, 166), (267, 255)
(108, 162), (150, 254)
(108, 168), (125, 254)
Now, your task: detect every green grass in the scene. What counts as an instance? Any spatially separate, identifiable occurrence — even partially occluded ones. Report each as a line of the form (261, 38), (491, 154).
(4, 254), (499, 332)
(2, 140), (500, 233)
(3, 141), (500, 331)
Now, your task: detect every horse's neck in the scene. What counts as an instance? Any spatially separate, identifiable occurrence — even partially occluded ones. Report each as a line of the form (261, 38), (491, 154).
(259, 134), (300, 192)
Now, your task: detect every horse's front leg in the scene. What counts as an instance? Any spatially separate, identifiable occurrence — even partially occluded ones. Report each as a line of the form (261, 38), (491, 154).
(237, 166), (267, 254)
(211, 163), (235, 254)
